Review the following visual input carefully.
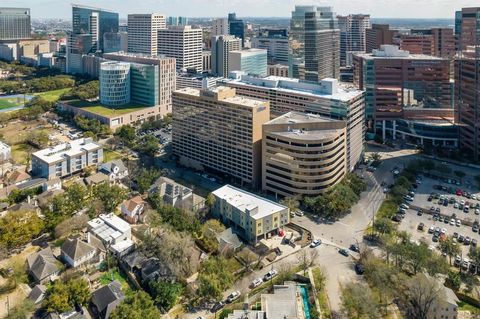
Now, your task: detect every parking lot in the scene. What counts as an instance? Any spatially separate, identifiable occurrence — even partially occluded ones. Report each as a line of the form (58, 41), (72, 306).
(138, 126), (172, 146)
(396, 173), (480, 262)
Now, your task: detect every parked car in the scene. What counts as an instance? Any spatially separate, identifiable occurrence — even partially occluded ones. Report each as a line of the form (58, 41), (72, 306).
(349, 244), (360, 252)
(417, 223), (425, 231)
(339, 248), (349, 257)
(226, 291), (241, 303)
(456, 219), (461, 227)
(263, 269), (278, 281)
(400, 204), (409, 210)
(211, 301), (225, 312)
(428, 226), (435, 234)
(295, 211), (304, 217)
(417, 210), (423, 216)
(465, 236), (472, 245)
(250, 278), (263, 288)
(354, 263), (365, 275)
(454, 255), (462, 267)
(473, 225), (479, 232)
(310, 239), (321, 248)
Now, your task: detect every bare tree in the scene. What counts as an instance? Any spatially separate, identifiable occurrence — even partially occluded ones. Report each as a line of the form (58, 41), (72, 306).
(298, 248), (319, 275)
(398, 273), (446, 319)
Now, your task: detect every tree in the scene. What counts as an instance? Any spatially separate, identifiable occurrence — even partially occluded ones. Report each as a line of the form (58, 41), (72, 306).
(198, 219), (226, 253)
(54, 214), (89, 239)
(110, 291), (161, 319)
(116, 125), (137, 148)
(370, 153), (381, 166)
(438, 236), (460, 265)
(0, 210), (44, 249)
(92, 183), (128, 213)
(60, 80), (98, 101)
(340, 282), (380, 319)
(197, 256), (234, 302)
(136, 168), (161, 194)
(43, 278), (90, 313)
(445, 271), (461, 291)
(298, 248), (319, 275)
(280, 196), (300, 214)
(148, 279), (183, 311)
(398, 274), (445, 319)
(26, 130), (50, 148)
(136, 135), (159, 156)
(373, 218), (394, 235)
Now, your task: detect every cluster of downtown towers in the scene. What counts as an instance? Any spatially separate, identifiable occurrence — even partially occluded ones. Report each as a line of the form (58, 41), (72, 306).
(0, 4), (479, 197)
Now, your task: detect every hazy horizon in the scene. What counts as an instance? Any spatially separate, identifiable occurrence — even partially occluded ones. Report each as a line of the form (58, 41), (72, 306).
(1, 0), (478, 19)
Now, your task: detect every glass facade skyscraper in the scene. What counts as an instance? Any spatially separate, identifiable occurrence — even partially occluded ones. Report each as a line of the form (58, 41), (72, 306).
(0, 7), (31, 40)
(228, 13), (245, 46)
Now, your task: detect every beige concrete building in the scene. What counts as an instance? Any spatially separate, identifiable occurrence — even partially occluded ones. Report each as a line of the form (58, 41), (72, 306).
(222, 76), (365, 172)
(212, 184), (289, 245)
(172, 86), (270, 188)
(262, 112), (347, 198)
(127, 13), (166, 56)
(157, 25), (203, 71)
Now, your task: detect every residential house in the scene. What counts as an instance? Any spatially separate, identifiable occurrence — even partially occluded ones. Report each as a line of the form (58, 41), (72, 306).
(120, 196), (146, 224)
(42, 178), (62, 192)
(27, 247), (60, 284)
(149, 176), (204, 211)
(261, 282), (304, 319)
(84, 172), (109, 186)
(139, 257), (176, 284)
(90, 280), (125, 319)
(87, 213), (133, 256)
(6, 169), (31, 186)
(37, 188), (64, 210)
(61, 238), (97, 268)
(100, 160), (128, 183)
(28, 284), (47, 304)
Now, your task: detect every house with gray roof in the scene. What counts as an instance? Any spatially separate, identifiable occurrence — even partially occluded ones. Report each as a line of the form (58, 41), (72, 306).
(28, 284), (47, 304)
(27, 247), (60, 284)
(61, 238), (97, 268)
(100, 160), (128, 183)
(90, 280), (125, 319)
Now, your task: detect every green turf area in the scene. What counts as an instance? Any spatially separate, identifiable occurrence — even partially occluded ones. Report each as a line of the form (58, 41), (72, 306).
(0, 97), (23, 109)
(35, 88), (71, 102)
(103, 149), (122, 162)
(68, 100), (148, 117)
(458, 301), (480, 313)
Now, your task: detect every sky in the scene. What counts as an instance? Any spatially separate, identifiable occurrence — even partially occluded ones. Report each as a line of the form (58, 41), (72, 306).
(2, 0), (479, 19)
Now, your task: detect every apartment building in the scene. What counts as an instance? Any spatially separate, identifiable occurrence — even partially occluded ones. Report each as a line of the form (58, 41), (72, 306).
(365, 24), (397, 53)
(353, 45), (451, 121)
(338, 14), (371, 66)
(31, 138), (103, 180)
(157, 25), (203, 71)
(211, 35), (241, 77)
(222, 76), (365, 172)
(127, 13), (166, 56)
(228, 48), (268, 77)
(263, 112), (347, 198)
(0, 7), (31, 40)
(172, 86), (270, 188)
(212, 184), (289, 245)
(251, 36), (289, 64)
(212, 18), (229, 36)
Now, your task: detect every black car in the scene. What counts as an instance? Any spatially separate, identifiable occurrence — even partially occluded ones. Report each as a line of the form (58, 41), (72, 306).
(339, 249), (349, 257)
(418, 223), (424, 231)
(210, 301), (225, 313)
(458, 235), (465, 243)
(417, 210), (423, 216)
(427, 196), (433, 202)
(349, 244), (360, 252)
(392, 214), (402, 222)
(355, 263), (365, 275)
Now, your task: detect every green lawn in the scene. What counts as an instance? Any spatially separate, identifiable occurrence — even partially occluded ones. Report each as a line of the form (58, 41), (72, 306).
(99, 269), (133, 293)
(103, 149), (122, 162)
(458, 301), (480, 313)
(0, 97), (23, 109)
(68, 100), (148, 117)
(35, 88), (71, 102)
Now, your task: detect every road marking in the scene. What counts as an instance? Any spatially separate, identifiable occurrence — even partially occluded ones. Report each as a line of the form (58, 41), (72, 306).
(336, 221), (351, 227)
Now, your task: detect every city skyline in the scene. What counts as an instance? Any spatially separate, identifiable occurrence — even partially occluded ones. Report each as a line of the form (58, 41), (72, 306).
(2, 0), (479, 19)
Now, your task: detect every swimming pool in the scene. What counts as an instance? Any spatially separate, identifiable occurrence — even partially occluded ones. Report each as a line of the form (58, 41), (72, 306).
(299, 285), (312, 319)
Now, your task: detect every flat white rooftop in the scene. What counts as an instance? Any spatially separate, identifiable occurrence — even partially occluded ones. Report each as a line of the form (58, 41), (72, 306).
(32, 138), (101, 164)
(224, 75), (363, 102)
(174, 86), (268, 108)
(213, 184), (287, 220)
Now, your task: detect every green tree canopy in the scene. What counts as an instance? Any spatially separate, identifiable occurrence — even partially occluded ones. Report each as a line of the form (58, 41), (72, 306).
(109, 291), (161, 319)
(0, 210), (44, 249)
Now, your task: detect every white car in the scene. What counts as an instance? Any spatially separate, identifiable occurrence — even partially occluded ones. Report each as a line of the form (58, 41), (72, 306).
(295, 210), (304, 217)
(456, 219), (461, 227)
(454, 203), (459, 209)
(400, 204), (409, 210)
(450, 219), (455, 226)
(441, 228), (447, 234)
(476, 209), (480, 215)
(251, 278), (263, 288)
(472, 195), (477, 200)
(263, 269), (278, 281)
(226, 291), (241, 303)
(310, 239), (321, 248)
(428, 225), (435, 233)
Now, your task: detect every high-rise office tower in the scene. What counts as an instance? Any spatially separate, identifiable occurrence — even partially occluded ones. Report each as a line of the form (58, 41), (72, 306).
(172, 86), (270, 188)
(251, 36), (289, 64)
(0, 7), (31, 40)
(228, 13), (244, 46)
(67, 4), (118, 74)
(228, 48), (268, 77)
(127, 13), (166, 56)
(431, 28), (455, 59)
(167, 16), (188, 26)
(212, 18), (229, 36)
(211, 35), (241, 77)
(157, 25), (203, 71)
(399, 33), (435, 55)
(455, 7), (480, 161)
(289, 6), (340, 81)
(338, 14), (371, 67)
(304, 7), (340, 81)
(365, 24), (397, 53)
(178, 17), (188, 26)
(103, 31), (128, 53)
